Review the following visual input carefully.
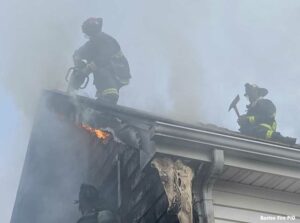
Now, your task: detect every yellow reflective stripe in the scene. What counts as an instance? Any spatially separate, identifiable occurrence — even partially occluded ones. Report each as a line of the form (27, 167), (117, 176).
(260, 123), (272, 130)
(265, 130), (273, 139)
(247, 116), (255, 124)
(272, 122), (277, 131)
(102, 88), (118, 96)
(120, 80), (129, 85)
(260, 124), (273, 139)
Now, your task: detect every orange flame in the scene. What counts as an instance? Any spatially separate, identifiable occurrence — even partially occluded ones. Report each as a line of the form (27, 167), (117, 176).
(81, 124), (110, 140)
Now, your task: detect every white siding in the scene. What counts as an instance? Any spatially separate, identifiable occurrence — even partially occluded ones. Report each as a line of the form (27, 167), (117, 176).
(213, 180), (300, 223)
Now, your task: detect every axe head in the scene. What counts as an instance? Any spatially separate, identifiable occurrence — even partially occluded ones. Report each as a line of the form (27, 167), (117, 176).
(228, 95), (240, 111)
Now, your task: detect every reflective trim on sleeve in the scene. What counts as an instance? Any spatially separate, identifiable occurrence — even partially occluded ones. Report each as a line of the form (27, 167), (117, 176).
(260, 123), (274, 139)
(272, 121), (277, 131)
(265, 130), (273, 139)
(102, 88), (119, 96)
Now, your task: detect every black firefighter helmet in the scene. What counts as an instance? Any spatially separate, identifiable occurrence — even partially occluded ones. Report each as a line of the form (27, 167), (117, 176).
(82, 17), (103, 37)
(244, 83), (268, 101)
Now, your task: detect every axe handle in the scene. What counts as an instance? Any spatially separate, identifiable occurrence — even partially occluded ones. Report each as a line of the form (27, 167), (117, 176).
(234, 106), (240, 118)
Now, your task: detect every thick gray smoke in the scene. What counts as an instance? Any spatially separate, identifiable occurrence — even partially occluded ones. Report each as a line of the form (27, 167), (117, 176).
(116, 0), (210, 122)
(148, 1), (205, 122)
(1, 0), (208, 122)
(0, 1), (86, 118)
(0, 1), (90, 222)
(3, 0), (300, 222)
(1, 1), (208, 221)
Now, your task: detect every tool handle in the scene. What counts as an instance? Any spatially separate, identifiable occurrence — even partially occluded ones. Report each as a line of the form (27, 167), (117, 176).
(234, 107), (240, 118)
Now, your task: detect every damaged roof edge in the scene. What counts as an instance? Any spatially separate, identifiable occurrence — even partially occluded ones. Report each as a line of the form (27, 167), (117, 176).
(43, 90), (300, 168)
(44, 90), (234, 133)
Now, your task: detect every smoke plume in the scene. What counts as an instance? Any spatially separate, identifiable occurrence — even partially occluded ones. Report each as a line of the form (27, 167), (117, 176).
(0, 1), (86, 119)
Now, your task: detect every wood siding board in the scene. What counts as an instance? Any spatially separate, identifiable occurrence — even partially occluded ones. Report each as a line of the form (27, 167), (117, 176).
(138, 194), (168, 223)
(231, 170), (254, 183)
(131, 179), (164, 216)
(156, 211), (168, 223)
(132, 178), (157, 208)
(93, 150), (118, 186)
(154, 195), (169, 219)
(275, 178), (298, 191)
(220, 167), (240, 180)
(140, 210), (157, 223)
(226, 169), (242, 181)
(88, 142), (121, 184)
(90, 141), (115, 168)
(251, 173), (274, 187)
(130, 171), (158, 195)
(129, 183), (165, 222)
(126, 153), (140, 179)
(130, 171), (146, 191)
(157, 212), (179, 223)
(240, 172), (263, 184)
(125, 173), (162, 216)
(123, 148), (136, 166)
(286, 181), (300, 193)
(261, 175), (286, 188)
(99, 180), (118, 210)
(270, 177), (290, 190)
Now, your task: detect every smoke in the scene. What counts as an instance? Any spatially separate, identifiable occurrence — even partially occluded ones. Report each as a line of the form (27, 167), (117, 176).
(165, 34), (204, 122)
(116, 0), (210, 123)
(1, 0), (208, 123)
(146, 1), (206, 122)
(1, 1), (83, 119)
(0, 1), (91, 222)
(0, 1), (209, 221)
(3, 0), (300, 222)
(163, 2), (211, 122)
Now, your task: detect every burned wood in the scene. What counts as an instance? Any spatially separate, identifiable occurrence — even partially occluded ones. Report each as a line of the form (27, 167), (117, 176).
(151, 157), (194, 223)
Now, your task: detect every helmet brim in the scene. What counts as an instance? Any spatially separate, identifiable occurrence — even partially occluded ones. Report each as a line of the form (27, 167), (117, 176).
(244, 83), (268, 97)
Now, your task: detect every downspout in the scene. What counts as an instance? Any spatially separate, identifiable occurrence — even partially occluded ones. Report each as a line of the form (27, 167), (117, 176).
(194, 149), (224, 223)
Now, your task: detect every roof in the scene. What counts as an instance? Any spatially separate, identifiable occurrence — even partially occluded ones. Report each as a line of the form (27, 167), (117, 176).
(45, 90), (300, 178)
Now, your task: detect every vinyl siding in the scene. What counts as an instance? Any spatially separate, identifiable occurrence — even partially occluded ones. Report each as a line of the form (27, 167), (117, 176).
(214, 180), (300, 223)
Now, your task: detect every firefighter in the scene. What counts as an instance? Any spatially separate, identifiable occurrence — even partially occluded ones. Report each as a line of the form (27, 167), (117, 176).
(71, 17), (131, 104)
(76, 184), (118, 223)
(238, 83), (296, 145)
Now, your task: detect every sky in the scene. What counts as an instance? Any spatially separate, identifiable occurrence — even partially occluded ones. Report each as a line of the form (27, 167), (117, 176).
(2, 0), (300, 222)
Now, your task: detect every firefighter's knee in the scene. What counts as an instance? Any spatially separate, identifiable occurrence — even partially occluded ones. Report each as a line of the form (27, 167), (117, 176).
(96, 88), (119, 104)
(103, 94), (118, 104)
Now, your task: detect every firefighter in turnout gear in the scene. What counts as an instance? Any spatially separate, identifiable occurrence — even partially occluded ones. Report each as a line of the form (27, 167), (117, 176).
(71, 17), (131, 104)
(76, 184), (118, 223)
(238, 83), (296, 145)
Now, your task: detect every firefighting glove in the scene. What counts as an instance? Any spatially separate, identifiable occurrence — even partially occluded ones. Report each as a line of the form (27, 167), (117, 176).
(80, 62), (97, 75)
(69, 71), (86, 90)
